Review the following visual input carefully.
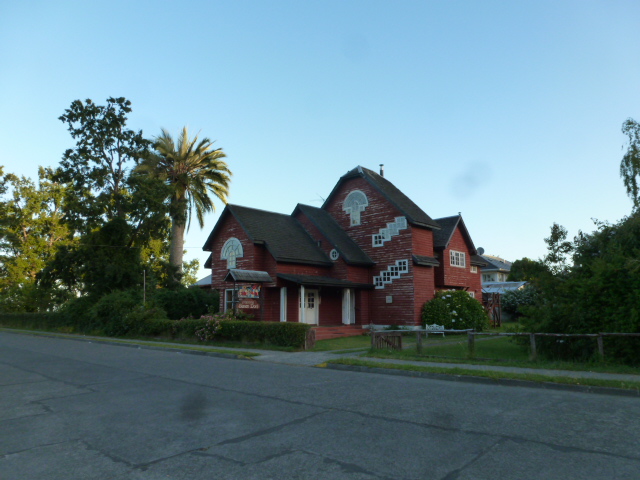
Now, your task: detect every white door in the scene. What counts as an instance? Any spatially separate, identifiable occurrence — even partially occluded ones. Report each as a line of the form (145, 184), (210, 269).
(342, 288), (355, 324)
(303, 289), (319, 324)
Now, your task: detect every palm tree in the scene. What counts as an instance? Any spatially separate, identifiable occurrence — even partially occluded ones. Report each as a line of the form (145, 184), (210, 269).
(139, 127), (231, 283)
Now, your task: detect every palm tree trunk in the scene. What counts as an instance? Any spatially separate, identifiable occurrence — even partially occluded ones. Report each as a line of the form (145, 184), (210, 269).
(169, 218), (186, 283)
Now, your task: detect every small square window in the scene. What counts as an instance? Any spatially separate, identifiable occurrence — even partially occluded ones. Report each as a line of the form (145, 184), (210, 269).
(397, 259), (409, 273)
(471, 266), (477, 273)
(372, 234), (384, 247)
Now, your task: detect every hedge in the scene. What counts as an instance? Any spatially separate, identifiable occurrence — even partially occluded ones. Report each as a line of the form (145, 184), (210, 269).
(0, 313), (313, 349)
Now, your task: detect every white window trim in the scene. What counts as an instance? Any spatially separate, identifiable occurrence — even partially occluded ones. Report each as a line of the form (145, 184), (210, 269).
(343, 190), (368, 226)
(221, 237), (243, 269)
(471, 266), (478, 273)
(450, 250), (466, 268)
(224, 289), (236, 312)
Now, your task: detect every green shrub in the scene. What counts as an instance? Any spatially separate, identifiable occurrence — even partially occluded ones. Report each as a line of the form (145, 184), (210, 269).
(501, 286), (539, 318)
(152, 288), (219, 320)
(0, 312), (64, 330)
(90, 290), (145, 336)
(422, 290), (489, 331)
(195, 315), (222, 341)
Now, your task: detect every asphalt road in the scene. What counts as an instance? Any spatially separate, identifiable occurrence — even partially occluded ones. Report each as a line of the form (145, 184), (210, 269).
(1, 332), (639, 480)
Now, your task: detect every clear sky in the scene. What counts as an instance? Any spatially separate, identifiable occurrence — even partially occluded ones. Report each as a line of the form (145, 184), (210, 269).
(1, 0), (639, 280)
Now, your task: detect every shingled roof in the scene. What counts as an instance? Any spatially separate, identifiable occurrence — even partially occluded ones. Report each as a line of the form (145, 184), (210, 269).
(480, 255), (511, 273)
(322, 166), (441, 230)
(293, 204), (375, 267)
(433, 215), (484, 266)
(203, 205), (332, 267)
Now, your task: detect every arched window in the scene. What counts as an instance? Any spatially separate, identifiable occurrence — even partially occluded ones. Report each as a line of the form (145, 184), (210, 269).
(343, 190), (368, 226)
(221, 237), (243, 269)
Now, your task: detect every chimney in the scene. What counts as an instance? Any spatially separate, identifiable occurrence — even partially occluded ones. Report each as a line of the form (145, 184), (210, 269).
(379, 164), (384, 177)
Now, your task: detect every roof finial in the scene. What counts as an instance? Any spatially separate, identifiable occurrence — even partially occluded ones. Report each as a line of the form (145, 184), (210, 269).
(379, 164), (384, 177)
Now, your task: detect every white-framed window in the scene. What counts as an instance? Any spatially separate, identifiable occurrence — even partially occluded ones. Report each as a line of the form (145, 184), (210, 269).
(389, 265), (400, 278)
(450, 250), (466, 268)
(397, 259), (409, 273)
(330, 249), (340, 261)
(382, 271), (393, 283)
(468, 291), (475, 299)
(221, 237), (243, 269)
(343, 190), (368, 226)
(483, 274), (492, 282)
(374, 276), (384, 289)
(471, 266), (478, 273)
(372, 234), (384, 247)
(395, 216), (407, 229)
(224, 289), (236, 312)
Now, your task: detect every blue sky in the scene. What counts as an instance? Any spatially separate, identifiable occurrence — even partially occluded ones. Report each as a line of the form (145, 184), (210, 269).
(1, 0), (639, 279)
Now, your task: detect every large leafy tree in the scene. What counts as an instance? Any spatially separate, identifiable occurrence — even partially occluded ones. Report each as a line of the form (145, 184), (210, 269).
(42, 98), (173, 296)
(0, 167), (71, 311)
(139, 127), (231, 283)
(621, 118), (640, 211)
(56, 97), (153, 231)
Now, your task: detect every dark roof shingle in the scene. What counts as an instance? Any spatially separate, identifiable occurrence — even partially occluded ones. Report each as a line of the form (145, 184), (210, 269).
(323, 166), (441, 230)
(204, 205), (332, 266)
(294, 204), (375, 266)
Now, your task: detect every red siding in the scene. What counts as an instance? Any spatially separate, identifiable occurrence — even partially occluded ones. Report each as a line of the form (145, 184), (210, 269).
(324, 176), (424, 326)
(435, 227), (482, 298)
(205, 172), (483, 327)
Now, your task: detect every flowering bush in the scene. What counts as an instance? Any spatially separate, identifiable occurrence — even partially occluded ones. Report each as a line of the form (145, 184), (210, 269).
(194, 314), (223, 341)
(422, 290), (488, 331)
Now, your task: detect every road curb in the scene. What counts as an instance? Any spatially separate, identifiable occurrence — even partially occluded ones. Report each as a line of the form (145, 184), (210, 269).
(324, 362), (640, 398)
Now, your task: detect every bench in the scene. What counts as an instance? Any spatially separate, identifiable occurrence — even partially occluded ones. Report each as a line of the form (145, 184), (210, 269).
(425, 324), (445, 337)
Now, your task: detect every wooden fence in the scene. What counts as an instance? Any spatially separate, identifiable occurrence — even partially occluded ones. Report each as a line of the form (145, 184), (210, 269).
(371, 329), (640, 360)
(469, 331), (640, 360)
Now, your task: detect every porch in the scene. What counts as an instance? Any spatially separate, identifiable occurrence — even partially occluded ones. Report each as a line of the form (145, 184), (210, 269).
(313, 325), (365, 341)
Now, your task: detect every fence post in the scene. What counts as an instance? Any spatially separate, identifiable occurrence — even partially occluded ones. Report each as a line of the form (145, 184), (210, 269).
(529, 334), (537, 360)
(370, 323), (375, 349)
(597, 334), (604, 360)
(416, 331), (422, 354)
(467, 331), (475, 358)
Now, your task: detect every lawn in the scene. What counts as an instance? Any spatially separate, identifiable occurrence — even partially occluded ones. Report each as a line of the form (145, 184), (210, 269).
(311, 330), (460, 352)
(365, 334), (640, 375)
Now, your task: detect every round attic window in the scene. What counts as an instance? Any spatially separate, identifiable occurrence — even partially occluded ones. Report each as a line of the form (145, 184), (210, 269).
(330, 249), (339, 261)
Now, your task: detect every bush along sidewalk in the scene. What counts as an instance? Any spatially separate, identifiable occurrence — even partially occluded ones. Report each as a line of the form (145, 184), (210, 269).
(0, 311), (314, 350)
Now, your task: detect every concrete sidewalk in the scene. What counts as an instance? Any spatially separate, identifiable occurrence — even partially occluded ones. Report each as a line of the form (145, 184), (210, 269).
(245, 347), (640, 383)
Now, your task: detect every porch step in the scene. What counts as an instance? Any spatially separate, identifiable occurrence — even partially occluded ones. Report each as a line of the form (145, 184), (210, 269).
(313, 325), (365, 341)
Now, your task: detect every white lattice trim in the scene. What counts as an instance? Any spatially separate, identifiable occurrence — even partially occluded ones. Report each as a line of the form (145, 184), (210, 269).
(371, 216), (407, 247)
(374, 259), (410, 289)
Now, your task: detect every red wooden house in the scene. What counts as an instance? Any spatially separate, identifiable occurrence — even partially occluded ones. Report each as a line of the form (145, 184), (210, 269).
(202, 166), (484, 330)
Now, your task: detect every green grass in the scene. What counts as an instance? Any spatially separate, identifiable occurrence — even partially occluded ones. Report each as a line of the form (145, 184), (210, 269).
(311, 331), (468, 352)
(0, 327), (266, 356)
(365, 336), (640, 375)
(328, 358), (640, 392)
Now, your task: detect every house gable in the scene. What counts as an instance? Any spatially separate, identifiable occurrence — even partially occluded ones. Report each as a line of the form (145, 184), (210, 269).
(433, 215), (482, 296)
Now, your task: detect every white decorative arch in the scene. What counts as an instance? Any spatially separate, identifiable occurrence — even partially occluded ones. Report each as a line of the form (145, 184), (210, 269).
(343, 190), (368, 226)
(221, 237), (243, 269)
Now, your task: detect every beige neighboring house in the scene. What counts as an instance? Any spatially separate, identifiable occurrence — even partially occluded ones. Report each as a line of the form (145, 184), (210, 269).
(480, 254), (511, 283)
